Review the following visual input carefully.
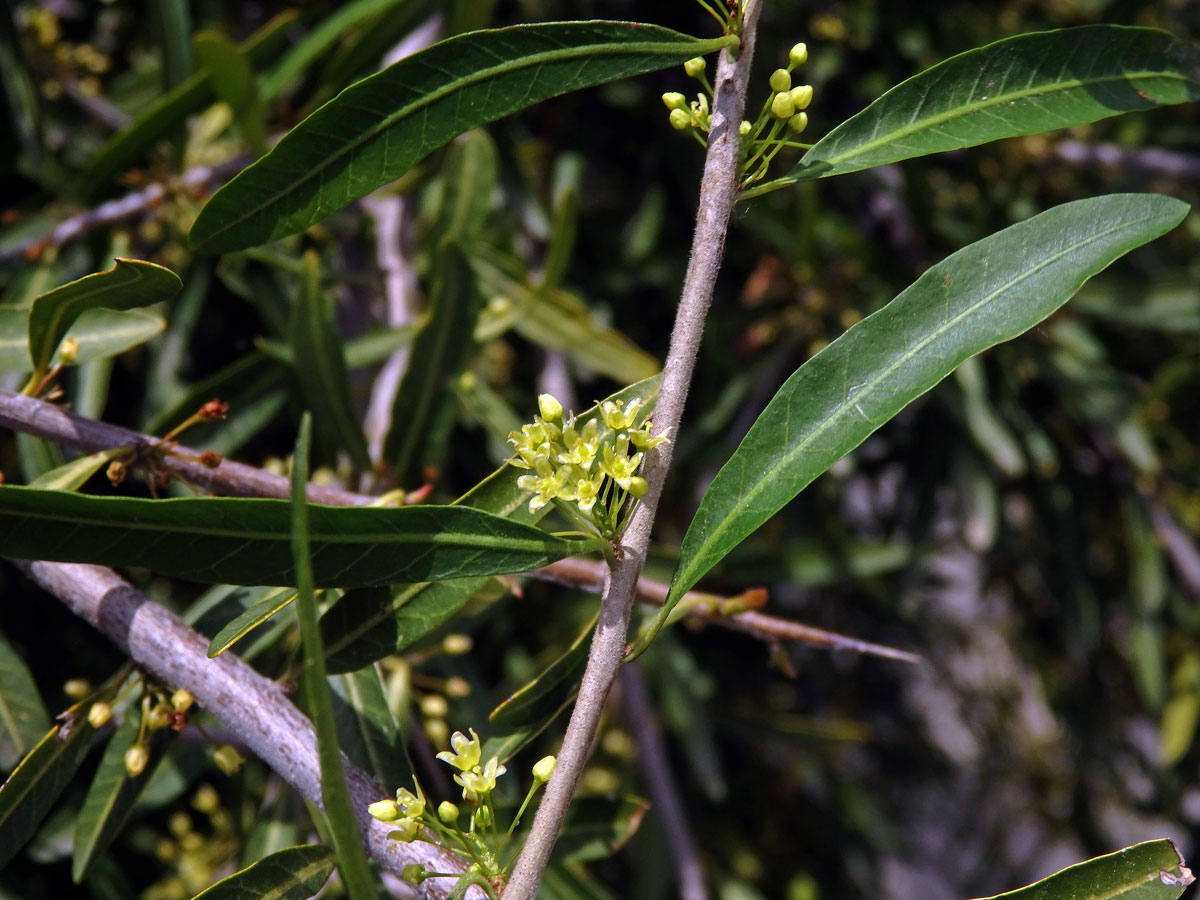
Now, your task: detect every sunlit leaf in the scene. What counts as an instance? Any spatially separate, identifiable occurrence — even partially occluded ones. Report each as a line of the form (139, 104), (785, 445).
(656, 194), (1189, 633)
(188, 23), (734, 253)
(744, 26), (1200, 197)
(191, 844), (336, 900)
(208, 589), (296, 658)
(27, 259), (181, 378)
(968, 839), (1193, 899)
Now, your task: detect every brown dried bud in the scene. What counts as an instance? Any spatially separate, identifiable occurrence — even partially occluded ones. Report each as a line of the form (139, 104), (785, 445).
(106, 460), (126, 486)
(154, 468), (173, 488)
(199, 450), (222, 469)
(198, 399), (229, 421)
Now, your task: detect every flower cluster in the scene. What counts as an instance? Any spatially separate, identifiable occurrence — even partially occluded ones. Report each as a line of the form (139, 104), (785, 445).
(662, 42), (816, 187)
(367, 727), (557, 893)
(508, 394), (668, 539)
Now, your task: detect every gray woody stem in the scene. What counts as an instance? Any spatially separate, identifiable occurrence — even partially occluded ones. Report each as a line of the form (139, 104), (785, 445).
(13, 560), (475, 900)
(501, 4), (762, 897)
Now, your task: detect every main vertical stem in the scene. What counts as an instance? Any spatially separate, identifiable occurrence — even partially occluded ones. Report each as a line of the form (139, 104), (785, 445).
(502, 5), (761, 897)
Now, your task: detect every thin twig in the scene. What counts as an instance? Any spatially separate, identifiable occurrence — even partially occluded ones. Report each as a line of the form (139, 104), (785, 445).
(622, 664), (709, 900)
(0, 388), (919, 662)
(0, 158), (248, 263)
(502, 6), (762, 897)
(9, 560), (472, 900)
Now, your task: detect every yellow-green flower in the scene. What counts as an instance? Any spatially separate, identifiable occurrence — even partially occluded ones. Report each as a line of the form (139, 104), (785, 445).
(436, 728), (482, 772)
(455, 757), (506, 803)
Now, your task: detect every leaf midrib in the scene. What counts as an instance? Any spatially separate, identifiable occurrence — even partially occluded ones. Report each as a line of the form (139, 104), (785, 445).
(675, 209), (1162, 596)
(202, 28), (730, 243)
(31, 265), (148, 369)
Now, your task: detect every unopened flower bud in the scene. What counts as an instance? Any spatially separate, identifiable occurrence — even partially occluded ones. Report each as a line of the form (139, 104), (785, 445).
(64, 678), (92, 699)
(58, 338), (79, 364)
(537, 393), (563, 422)
(87, 702), (112, 728)
(661, 91), (686, 110)
(627, 476), (649, 499)
(787, 111), (809, 134)
(442, 633), (473, 656)
(402, 864), (429, 885)
(125, 743), (149, 777)
(368, 799), (401, 822)
(669, 108), (692, 131)
(106, 460), (126, 487)
(171, 689), (194, 712)
(683, 57), (706, 78)
(148, 702), (171, 731)
(532, 755), (556, 783)
(769, 68), (791, 92)
(212, 744), (244, 775)
(474, 805), (493, 827)
(438, 800), (460, 825)
(789, 84), (813, 110)
(789, 42), (808, 66)
(771, 92), (796, 119)
(739, 120), (752, 136)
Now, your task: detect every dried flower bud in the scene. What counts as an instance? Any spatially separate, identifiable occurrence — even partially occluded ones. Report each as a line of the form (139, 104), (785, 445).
(198, 399), (229, 421)
(106, 460), (126, 487)
(199, 450), (222, 469)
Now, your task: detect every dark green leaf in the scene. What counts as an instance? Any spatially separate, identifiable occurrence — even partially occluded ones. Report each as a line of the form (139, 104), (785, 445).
(191, 844), (336, 900)
(971, 839), (1192, 899)
(0, 715), (102, 870)
(77, 12), (297, 199)
(72, 713), (173, 882)
(291, 415), (377, 900)
(290, 250), (371, 469)
(0, 306), (29, 372)
(321, 376), (661, 671)
(0, 630), (49, 769)
(433, 130), (499, 244)
(27, 259), (181, 378)
(0, 487), (603, 588)
(555, 795), (650, 864)
(385, 239), (482, 483)
(658, 194), (1189, 629)
(744, 26), (1200, 197)
(208, 589), (296, 658)
(188, 23), (735, 253)
(486, 614), (595, 760)
(193, 31), (267, 155)
(329, 667), (410, 791)
(148, 0), (193, 94)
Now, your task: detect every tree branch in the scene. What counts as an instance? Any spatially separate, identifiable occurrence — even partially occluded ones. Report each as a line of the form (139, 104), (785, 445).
(9, 559), (475, 900)
(501, 5), (762, 897)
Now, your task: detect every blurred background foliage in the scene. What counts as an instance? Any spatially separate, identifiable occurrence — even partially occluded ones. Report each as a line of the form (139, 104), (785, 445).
(1, 1), (1199, 899)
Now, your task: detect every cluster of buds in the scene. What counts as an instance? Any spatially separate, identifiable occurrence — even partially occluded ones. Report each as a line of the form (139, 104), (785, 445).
(663, 42), (816, 187)
(367, 728), (557, 888)
(508, 394), (668, 540)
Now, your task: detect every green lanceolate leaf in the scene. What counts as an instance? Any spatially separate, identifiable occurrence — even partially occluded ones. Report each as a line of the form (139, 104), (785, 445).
(385, 238), (482, 483)
(969, 839), (1193, 899)
(432, 130), (499, 245)
(27, 259), (181, 379)
(72, 713), (173, 882)
(290, 251), (371, 470)
(188, 22), (736, 253)
(1, 307), (166, 375)
(208, 589), (297, 657)
(329, 667), (410, 791)
(657, 194), (1189, 632)
(192, 844), (336, 900)
(0, 714), (102, 870)
(484, 614), (596, 762)
(290, 415), (377, 900)
(192, 31), (267, 155)
(0, 630), (49, 769)
(555, 795), (650, 865)
(743, 26), (1200, 197)
(0, 487), (603, 588)
(320, 375), (662, 671)
(27, 448), (128, 493)
(0, 307), (29, 372)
